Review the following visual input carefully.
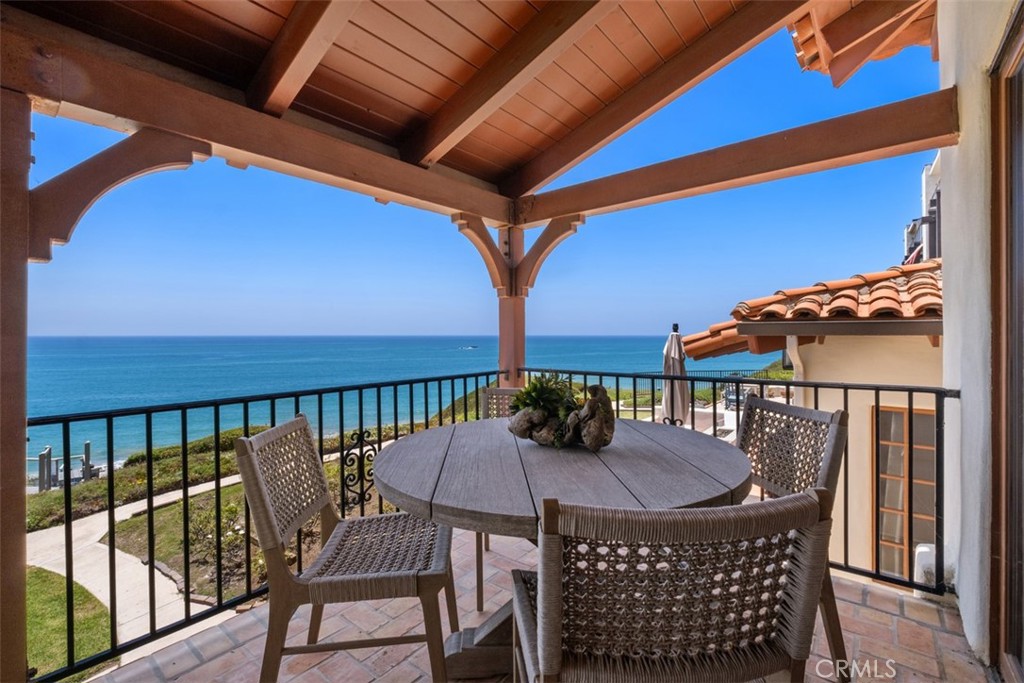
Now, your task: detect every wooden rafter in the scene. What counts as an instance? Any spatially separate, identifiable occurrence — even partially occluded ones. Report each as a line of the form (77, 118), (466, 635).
(821, 0), (924, 56)
(499, 0), (812, 197)
(247, 1), (358, 116)
(401, 1), (616, 168)
(828, 0), (932, 87)
(0, 13), (513, 225)
(516, 88), (959, 225)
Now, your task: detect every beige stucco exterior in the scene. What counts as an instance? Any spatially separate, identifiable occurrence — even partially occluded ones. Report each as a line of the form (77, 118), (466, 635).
(937, 0), (1018, 661)
(788, 335), (944, 583)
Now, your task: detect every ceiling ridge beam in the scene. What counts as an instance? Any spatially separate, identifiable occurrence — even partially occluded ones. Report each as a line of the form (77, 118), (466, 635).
(401, 1), (616, 168)
(499, 0), (813, 198)
(247, 0), (359, 116)
(516, 88), (959, 224)
(0, 14), (513, 225)
(821, 0), (924, 57)
(828, 0), (932, 87)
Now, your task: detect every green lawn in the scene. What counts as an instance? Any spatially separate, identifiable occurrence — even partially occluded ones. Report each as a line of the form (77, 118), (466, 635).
(105, 460), (367, 600)
(27, 566), (115, 681)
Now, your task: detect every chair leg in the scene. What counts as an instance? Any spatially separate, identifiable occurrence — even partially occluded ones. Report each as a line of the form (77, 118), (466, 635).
(512, 608), (519, 683)
(260, 598), (294, 683)
(445, 565), (460, 633)
(420, 593), (448, 683)
(790, 658), (806, 683)
(484, 532), (490, 551)
(820, 568), (849, 683)
(476, 532), (485, 612)
(307, 604), (324, 645)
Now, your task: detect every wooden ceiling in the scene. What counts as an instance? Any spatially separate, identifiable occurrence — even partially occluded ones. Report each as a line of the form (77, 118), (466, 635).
(6, 0), (934, 198)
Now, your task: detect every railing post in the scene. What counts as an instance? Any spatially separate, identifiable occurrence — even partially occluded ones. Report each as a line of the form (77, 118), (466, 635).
(83, 441), (93, 481)
(38, 446), (52, 492)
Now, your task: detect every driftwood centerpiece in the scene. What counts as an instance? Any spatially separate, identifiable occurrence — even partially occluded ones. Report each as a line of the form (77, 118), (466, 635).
(507, 374), (615, 452)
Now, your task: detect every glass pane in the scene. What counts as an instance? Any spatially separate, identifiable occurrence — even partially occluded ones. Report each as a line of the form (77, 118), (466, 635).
(878, 410), (904, 442)
(880, 511), (904, 543)
(880, 544), (905, 578)
(881, 478), (905, 510)
(912, 412), (937, 447)
(913, 516), (936, 547)
(880, 444), (905, 476)
(913, 483), (936, 515)
(912, 447), (936, 482)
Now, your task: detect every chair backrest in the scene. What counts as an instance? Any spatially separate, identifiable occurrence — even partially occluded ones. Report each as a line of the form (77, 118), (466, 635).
(481, 386), (518, 419)
(736, 397), (849, 498)
(534, 491), (834, 678)
(235, 414), (332, 553)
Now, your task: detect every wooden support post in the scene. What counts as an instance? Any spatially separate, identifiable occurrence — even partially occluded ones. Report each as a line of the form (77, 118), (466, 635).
(1, 86), (31, 683)
(498, 228), (525, 388)
(456, 215), (579, 388)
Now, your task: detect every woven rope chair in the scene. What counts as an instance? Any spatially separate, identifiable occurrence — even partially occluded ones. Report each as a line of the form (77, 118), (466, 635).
(511, 490), (834, 682)
(473, 386), (520, 610)
(737, 396), (850, 682)
(235, 415), (459, 682)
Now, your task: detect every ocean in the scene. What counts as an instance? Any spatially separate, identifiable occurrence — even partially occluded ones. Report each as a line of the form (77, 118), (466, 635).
(26, 336), (777, 470)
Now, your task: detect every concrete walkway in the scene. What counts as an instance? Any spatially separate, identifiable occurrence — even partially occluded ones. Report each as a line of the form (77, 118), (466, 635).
(27, 476), (243, 661)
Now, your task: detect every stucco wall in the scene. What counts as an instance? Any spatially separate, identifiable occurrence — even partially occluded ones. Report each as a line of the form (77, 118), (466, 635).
(790, 336), (944, 579)
(938, 0), (1016, 661)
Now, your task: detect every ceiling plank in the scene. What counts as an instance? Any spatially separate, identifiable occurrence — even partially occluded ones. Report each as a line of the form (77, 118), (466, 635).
(517, 88), (959, 224)
(821, 0), (923, 57)
(828, 0), (932, 88)
(246, 0), (359, 115)
(499, 0), (812, 197)
(400, 1), (616, 168)
(0, 10), (512, 225)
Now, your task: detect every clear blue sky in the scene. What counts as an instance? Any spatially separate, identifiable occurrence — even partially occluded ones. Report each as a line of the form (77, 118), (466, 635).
(28, 30), (939, 337)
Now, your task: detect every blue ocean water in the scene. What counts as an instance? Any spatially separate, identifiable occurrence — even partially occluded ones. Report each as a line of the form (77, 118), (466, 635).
(26, 336), (777, 469)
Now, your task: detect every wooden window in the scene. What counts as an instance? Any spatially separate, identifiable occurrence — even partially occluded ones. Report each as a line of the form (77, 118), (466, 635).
(873, 407), (937, 579)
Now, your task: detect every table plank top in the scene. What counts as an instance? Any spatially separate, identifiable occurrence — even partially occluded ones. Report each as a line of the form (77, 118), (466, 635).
(375, 418), (752, 539)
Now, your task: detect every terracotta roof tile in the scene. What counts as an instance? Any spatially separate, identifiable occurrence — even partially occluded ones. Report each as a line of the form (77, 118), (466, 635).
(681, 260), (942, 360)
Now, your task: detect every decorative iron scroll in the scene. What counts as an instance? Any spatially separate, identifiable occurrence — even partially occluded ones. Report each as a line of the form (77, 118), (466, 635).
(342, 430), (376, 516)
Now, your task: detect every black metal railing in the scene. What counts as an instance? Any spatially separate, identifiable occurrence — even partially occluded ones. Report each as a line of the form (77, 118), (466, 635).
(521, 367), (959, 596)
(26, 365), (959, 680)
(25, 369), (502, 682)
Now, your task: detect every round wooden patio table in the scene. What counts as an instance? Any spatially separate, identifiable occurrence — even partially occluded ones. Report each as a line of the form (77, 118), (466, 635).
(374, 418), (752, 679)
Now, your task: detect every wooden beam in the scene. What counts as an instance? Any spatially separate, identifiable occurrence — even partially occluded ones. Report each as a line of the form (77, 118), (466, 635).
(499, 0), (812, 197)
(401, 1), (615, 168)
(247, 1), (358, 116)
(828, 0), (932, 88)
(0, 87), (30, 683)
(513, 215), (582, 296)
(517, 88), (959, 224)
(821, 0), (923, 56)
(29, 128), (211, 262)
(0, 10), (513, 225)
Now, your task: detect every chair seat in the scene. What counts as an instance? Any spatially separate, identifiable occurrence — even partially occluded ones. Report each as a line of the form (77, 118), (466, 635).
(512, 570), (790, 683)
(301, 512), (452, 604)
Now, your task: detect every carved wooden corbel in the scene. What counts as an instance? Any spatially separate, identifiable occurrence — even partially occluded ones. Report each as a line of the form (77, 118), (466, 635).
(29, 128), (211, 262)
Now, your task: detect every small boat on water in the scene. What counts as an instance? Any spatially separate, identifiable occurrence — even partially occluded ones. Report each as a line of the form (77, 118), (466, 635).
(458, 345), (478, 350)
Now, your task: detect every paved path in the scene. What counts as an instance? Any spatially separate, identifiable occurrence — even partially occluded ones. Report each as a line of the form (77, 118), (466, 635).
(27, 475), (243, 660)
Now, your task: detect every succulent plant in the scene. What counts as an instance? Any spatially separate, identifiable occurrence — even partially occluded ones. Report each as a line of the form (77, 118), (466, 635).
(508, 374), (582, 448)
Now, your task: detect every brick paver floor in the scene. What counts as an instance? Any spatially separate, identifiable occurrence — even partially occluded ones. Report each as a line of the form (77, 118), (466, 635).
(91, 529), (994, 683)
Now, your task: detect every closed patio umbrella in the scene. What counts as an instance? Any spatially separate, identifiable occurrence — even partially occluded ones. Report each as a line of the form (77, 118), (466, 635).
(661, 324), (690, 426)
